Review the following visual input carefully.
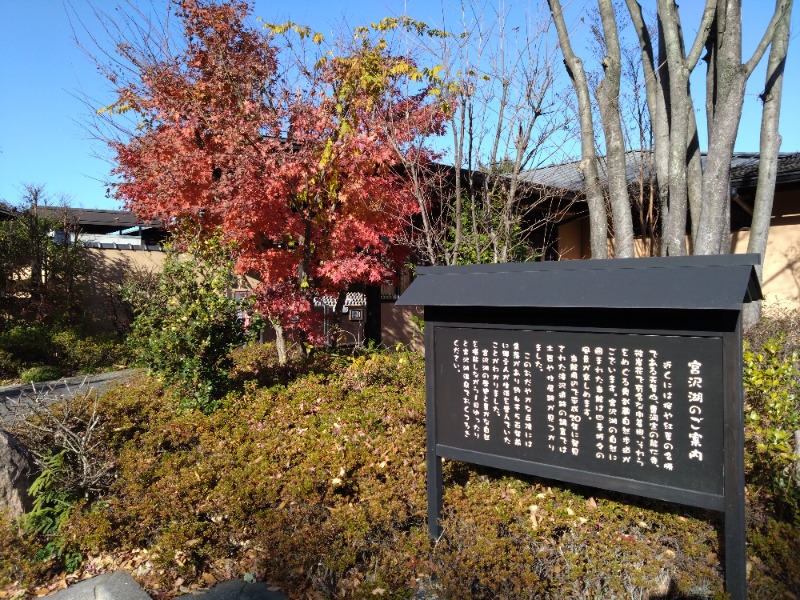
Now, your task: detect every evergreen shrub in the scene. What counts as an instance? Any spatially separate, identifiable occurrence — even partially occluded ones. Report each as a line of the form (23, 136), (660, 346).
(122, 229), (260, 413)
(18, 365), (62, 383)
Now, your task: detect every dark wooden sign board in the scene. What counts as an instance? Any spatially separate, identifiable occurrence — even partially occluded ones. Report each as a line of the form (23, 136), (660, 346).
(397, 255), (762, 600)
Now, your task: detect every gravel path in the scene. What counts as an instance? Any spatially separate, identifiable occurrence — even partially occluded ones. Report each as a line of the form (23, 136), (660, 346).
(0, 368), (142, 422)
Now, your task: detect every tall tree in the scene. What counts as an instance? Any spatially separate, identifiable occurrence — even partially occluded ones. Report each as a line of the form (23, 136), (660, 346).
(93, 0), (445, 352)
(380, 3), (574, 267)
(547, 0), (793, 271)
(0, 186), (89, 326)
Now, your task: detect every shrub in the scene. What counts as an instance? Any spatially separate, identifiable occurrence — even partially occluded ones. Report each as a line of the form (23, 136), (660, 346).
(19, 365), (62, 383)
(4, 345), (799, 597)
(5, 382), (119, 579)
(0, 322), (52, 365)
(743, 333), (800, 520)
(228, 342), (311, 389)
(0, 348), (21, 379)
(53, 350), (735, 597)
(122, 229), (260, 413)
(0, 324), (128, 380)
(50, 329), (129, 373)
(0, 511), (54, 586)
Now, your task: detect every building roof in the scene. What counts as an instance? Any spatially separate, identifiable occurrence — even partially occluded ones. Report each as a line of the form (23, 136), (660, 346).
(517, 151), (800, 193)
(0, 202), (15, 220)
(35, 207), (160, 233)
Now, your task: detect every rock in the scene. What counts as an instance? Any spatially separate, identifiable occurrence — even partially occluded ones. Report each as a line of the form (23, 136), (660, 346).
(0, 429), (34, 518)
(47, 570), (152, 600)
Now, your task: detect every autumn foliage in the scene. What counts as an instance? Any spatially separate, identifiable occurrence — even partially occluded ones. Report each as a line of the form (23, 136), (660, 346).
(107, 0), (446, 341)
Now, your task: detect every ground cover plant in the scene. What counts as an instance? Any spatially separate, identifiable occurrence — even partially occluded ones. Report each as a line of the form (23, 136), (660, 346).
(1, 325), (799, 598)
(0, 322), (129, 384)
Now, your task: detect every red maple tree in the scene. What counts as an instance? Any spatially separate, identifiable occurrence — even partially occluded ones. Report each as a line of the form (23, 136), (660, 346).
(106, 0), (446, 346)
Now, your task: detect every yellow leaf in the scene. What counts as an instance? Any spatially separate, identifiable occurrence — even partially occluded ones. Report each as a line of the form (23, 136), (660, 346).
(313, 32), (324, 44)
(391, 62), (410, 75)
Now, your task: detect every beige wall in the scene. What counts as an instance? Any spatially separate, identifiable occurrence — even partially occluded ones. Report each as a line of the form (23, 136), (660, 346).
(381, 303), (424, 352)
(555, 210), (800, 312)
(84, 247), (166, 332)
(731, 220), (800, 311)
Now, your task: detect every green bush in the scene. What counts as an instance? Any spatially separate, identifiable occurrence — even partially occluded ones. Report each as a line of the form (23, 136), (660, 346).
(743, 333), (800, 519)
(0, 322), (52, 365)
(0, 324), (128, 380)
(123, 229), (260, 413)
(50, 329), (129, 373)
(0, 348), (21, 379)
(19, 365), (62, 383)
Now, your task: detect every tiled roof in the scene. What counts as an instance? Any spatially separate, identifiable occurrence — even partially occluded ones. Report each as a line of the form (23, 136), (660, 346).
(518, 151), (800, 192)
(314, 292), (368, 308)
(35, 207), (160, 230)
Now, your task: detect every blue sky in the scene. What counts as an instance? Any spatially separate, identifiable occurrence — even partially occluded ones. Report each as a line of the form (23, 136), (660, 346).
(1, 0), (798, 211)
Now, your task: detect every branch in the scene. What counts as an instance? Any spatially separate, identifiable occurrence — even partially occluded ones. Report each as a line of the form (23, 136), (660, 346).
(744, 0), (793, 75)
(685, 0), (717, 73)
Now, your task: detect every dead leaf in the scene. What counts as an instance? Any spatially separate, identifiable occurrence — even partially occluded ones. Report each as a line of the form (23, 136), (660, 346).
(529, 505), (539, 530)
(586, 497), (597, 510)
(201, 573), (217, 585)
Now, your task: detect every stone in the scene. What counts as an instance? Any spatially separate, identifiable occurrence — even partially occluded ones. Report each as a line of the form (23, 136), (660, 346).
(0, 429), (34, 518)
(47, 571), (152, 600)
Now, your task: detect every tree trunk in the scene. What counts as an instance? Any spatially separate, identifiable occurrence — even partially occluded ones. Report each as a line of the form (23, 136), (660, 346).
(744, 0), (793, 329)
(548, 0), (608, 258)
(695, 0), (789, 255)
(686, 106), (704, 245)
(656, 0), (695, 256)
(596, 0), (635, 258)
(624, 0), (670, 256)
(273, 321), (287, 365)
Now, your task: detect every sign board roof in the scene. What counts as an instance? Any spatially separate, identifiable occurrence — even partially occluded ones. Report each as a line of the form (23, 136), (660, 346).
(397, 255), (762, 311)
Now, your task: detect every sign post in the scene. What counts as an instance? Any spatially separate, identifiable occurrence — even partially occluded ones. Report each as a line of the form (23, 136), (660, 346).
(398, 255), (761, 599)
